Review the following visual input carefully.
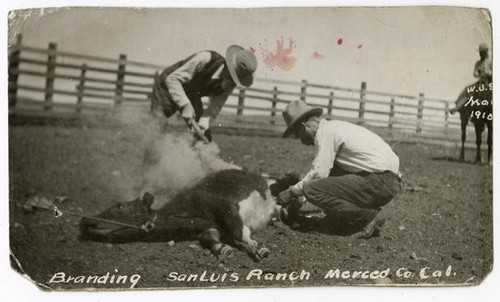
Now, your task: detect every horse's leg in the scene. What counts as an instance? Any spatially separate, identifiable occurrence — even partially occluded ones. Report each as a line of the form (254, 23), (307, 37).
(459, 112), (468, 162)
(474, 121), (485, 164)
(487, 120), (493, 164)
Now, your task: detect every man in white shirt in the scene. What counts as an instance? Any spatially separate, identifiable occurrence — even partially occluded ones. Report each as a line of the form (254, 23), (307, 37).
(278, 100), (402, 239)
(151, 45), (257, 139)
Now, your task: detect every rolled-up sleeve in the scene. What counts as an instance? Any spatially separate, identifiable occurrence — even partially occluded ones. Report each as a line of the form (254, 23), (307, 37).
(165, 51), (212, 108)
(290, 123), (341, 196)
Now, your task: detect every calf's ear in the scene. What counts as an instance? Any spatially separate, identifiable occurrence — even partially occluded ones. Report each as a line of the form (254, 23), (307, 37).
(142, 192), (155, 208)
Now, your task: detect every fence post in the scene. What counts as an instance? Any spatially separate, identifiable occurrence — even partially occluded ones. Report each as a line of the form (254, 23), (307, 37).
(389, 98), (395, 130)
(115, 54), (127, 105)
(444, 102), (449, 139)
(237, 87), (246, 115)
(150, 71), (158, 112)
(44, 42), (57, 111)
(416, 93), (424, 134)
(76, 64), (87, 113)
(327, 91), (334, 116)
(271, 86), (278, 125)
(8, 34), (23, 109)
(358, 81), (366, 125)
(300, 80), (308, 102)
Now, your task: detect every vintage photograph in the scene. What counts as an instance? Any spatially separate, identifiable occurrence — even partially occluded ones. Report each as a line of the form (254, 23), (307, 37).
(7, 6), (493, 290)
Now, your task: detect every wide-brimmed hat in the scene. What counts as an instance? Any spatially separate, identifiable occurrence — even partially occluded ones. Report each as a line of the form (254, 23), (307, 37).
(479, 43), (489, 51)
(282, 100), (323, 138)
(226, 45), (257, 87)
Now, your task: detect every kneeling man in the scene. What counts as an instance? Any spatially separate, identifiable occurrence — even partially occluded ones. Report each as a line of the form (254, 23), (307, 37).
(279, 100), (402, 238)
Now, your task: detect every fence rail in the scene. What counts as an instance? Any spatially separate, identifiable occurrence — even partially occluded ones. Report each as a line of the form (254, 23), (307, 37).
(9, 34), (474, 144)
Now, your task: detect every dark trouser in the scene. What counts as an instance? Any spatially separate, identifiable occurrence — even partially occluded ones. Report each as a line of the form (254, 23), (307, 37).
(303, 168), (402, 233)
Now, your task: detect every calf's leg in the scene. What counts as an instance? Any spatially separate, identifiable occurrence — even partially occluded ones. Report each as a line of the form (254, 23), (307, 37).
(221, 206), (270, 261)
(198, 228), (234, 259)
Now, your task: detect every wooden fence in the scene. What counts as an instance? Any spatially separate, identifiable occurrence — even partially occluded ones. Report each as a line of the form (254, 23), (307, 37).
(8, 35), (471, 144)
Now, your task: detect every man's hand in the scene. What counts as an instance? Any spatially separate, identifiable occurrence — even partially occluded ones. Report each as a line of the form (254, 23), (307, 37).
(198, 117), (210, 131)
(181, 103), (195, 121)
(277, 188), (294, 205)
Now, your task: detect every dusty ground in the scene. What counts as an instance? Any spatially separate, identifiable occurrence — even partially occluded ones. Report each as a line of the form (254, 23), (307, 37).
(8, 116), (493, 290)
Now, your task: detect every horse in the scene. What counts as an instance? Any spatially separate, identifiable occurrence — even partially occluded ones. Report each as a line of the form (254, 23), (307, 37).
(79, 169), (292, 262)
(451, 80), (492, 164)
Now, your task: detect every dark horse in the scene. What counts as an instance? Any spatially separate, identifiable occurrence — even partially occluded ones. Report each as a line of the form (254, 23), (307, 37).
(451, 80), (492, 164)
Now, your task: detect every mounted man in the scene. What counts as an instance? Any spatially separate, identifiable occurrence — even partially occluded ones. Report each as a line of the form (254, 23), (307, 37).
(449, 43), (493, 163)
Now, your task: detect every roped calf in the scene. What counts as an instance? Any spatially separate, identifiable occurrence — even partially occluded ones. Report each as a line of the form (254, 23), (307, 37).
(79, 169), (291, 261)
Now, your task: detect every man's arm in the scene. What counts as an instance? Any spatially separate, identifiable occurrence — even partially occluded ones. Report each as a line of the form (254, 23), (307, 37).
(473, 61), (481, 78)
(289, 125), (340, 196)
(484, 58), (493, 78)
(165, 51), (212, 108)
(202, 88), (235, 120)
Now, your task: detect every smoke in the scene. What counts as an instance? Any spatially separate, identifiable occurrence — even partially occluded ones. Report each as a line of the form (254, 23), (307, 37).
(143, 133), (241, 208)
(114, 105), (240, 209)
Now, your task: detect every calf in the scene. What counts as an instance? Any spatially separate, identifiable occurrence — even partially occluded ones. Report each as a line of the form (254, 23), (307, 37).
(79, 169), (283, 261)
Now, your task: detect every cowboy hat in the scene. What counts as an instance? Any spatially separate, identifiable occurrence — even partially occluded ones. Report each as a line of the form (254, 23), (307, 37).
(226, 45), (257, 87)
(282, 100), (323, 138)
(479, 43), (489, 51)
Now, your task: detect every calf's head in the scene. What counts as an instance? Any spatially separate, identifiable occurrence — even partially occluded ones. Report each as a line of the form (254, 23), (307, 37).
(79, 193), (157, 242)
(268, 173), (302, 224)
(269, 173), (300, 197)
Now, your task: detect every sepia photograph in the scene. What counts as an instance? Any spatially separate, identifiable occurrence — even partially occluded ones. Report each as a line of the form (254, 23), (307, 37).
(5, 2), (495, 294)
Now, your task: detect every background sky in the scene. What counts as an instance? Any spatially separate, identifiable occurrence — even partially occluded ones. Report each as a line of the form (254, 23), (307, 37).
(8, 6), (492, 101)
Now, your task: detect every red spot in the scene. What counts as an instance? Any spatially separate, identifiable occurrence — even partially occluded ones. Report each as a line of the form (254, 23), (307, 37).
(310, 51), (325, 60)
(249, 47), (256, 53)
(357, 44), (363, 49)
(337, 38), (343, 45)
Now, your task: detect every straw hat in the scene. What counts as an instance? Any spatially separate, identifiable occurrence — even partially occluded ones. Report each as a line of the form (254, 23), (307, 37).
(479, 43), (489, 51)
(225, 45), (257, 87)
(282, 100), (323, 138)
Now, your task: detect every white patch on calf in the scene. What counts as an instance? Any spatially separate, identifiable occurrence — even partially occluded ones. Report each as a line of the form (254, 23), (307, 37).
(238, 189), (277, 231)
(241, 225), (257, 248)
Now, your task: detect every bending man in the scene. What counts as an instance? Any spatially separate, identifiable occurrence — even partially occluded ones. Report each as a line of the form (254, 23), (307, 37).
(151, 45), (257, 140)
(278, 100), (402, 239)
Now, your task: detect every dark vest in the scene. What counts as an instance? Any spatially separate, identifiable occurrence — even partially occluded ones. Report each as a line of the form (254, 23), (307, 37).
(158, 51), (226, 100)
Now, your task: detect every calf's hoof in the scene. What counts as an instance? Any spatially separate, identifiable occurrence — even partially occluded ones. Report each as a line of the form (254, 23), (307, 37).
(213, 244), (234, 260)
(256, 247), (270, 260)
(220, 245), (234, 257)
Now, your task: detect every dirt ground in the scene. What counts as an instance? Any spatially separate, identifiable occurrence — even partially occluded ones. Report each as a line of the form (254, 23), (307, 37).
(8, 117), (493, 290)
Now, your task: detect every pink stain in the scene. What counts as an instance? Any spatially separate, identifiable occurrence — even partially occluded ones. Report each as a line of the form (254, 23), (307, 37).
(337, 38), (343, 45)
(358, 44), (363, 49)
(310, 51), (325, 60)
(260, 37), (297, 71)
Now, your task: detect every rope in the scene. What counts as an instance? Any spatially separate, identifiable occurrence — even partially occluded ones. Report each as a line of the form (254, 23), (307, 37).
(31, 203), (150, 231)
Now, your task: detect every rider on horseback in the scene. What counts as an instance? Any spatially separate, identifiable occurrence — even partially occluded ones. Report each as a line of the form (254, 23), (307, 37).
(473, 43), (492, 83)
(450, 43), (492, 114)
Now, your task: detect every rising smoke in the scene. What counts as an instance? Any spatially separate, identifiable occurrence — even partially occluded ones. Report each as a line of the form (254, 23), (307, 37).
(115, 105), (240, 209)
